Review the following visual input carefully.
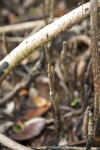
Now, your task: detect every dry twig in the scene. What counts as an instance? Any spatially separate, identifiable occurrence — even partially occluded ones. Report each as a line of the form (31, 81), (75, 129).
(48, 64), (64, 131)
(3, 33), (10, 54)
(83, 106), (90, 138)
(61, 41), (67, 82)
(86, 110), (94, 150)
(44, 44), (51, 64)
(0, 20), (48, 33)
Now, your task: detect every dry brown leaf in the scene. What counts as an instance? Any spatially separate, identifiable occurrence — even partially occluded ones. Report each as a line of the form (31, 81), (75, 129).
(33, 96), (48, 107)
(22, 102), (51, 120)
(18, 89), (28, 96)
(12, 119), (46, 141)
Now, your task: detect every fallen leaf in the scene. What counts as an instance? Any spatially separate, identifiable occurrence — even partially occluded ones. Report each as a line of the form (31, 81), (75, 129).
(33, 96), (48, 107)
(22, 102), (51, 120)
(12, 119), (46, 141)
(24, 117), (45, 126)
(18, 89), (28, 96)
(71, 99), (78, 107)
(13, 125), (22, 133)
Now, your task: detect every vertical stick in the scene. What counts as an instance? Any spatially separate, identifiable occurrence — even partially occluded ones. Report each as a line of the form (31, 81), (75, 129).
(90, 0), (99, 132)
(90, 0), (100, 97)
(86, 110), (94, 150)
(61, 41), (67, 82)
(44, 44), (51, 64)
(50, 0), (55, 19)
(83, 106), (90, 138)
(48, 64), (64, 131)
(3, 32), (10, 55)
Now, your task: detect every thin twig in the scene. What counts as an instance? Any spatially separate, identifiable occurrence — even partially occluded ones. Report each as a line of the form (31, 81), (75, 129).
(61, 41), (67, 82)
(44, 44), (51, 64)
(93, 94), (99, 134)
(0, 36), (24, 42)
(86, 110), (94, 150)
(83, 106), (90, 138)
(3, 32), (10, 54)
(0, 19), (56, 33)
(50, 0), (55, 19)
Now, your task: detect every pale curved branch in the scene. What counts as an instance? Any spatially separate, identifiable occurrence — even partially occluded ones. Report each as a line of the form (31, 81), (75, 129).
(0, 133), (32, 150)
(0, 2), (100, 82)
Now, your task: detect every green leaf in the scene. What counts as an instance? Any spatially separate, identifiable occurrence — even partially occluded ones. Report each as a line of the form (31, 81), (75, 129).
(71, 98), (78, 107)
(13, 125), (22, 133)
